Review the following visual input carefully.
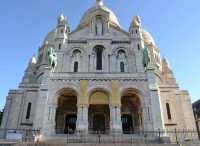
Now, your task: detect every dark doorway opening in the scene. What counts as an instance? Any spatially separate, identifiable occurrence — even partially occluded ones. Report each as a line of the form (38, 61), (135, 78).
(93, 114), (105, 132)
(88, 104), (110, 134)
(64, 114), (77, 134)
(121, 114), (133, 134)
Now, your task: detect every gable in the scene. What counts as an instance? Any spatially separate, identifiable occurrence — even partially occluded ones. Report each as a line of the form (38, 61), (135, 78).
(69, 24), (129, 40)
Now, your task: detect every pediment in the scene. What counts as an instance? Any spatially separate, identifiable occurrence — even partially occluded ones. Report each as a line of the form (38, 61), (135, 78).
(69, 24), (129, 40)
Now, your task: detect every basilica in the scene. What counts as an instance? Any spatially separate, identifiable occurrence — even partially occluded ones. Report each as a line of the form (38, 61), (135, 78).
(1, 0), (196, 140)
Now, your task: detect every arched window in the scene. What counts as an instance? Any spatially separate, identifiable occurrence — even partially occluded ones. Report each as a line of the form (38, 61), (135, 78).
(117, 49), (126, 72)
(26, 102), (32, 119)
(72, 49), (81, 72)
(166, 103), (172, 120)
(137, 44), (140, 50)
(58, 43), (62, 50)
(95, 46), (103, 70)
(120, 62), (125, 72)
(74, 61), (78, 72)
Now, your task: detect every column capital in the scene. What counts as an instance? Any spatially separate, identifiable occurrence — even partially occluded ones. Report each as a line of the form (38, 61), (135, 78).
(109, 104), (121, 108)
(50, 103), (57, 108)
(77, 104), (89, 108)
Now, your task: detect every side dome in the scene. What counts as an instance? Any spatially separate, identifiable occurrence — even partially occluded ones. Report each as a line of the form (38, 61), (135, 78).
(43, 30), (56, 44)
(142, 29), (156, 46)
(78, 1), (121, 29)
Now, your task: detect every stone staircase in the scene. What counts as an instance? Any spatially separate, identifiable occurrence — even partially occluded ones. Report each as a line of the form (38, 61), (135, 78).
(43, 134), (162, 144)
(2, 134), (200, 146)
(8, 140), (200, 146)
(12, 143), (200, 146)
(14, 143), (181, 146)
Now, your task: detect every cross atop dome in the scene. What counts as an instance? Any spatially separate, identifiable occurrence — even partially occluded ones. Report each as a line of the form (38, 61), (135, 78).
(96, 0), (104, 6)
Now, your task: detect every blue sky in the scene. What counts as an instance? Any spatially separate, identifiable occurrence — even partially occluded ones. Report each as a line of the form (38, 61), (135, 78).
(0, 0), (200, 110)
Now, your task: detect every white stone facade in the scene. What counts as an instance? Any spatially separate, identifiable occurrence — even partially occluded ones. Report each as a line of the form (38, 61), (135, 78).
(1, 0), (196, 139)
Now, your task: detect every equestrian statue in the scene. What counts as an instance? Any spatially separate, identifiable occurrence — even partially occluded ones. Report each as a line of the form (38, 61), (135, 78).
(46, 47), (57, 71)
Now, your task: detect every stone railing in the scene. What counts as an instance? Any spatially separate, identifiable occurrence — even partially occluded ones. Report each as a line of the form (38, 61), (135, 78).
(50, 72), (147, 81)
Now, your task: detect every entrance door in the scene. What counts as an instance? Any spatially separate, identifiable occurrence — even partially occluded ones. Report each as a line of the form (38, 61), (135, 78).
(64, 114), (77, 134)
(121, 114), (133, 134)
(93, 114), (105, 133)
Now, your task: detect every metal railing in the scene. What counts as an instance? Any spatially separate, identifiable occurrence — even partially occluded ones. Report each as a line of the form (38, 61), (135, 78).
(62, 129), (200, 144)
(0, 128), (40, 142)
(0, 128), (199, 145)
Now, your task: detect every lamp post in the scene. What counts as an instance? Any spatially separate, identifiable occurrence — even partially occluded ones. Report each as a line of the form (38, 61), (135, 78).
(194, 108), (200, 140)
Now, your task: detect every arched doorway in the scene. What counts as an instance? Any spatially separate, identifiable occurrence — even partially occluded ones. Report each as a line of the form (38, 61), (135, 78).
(55, 88), (77, 134)
(88, 90), (110, 134)
(121, 89), (143, 134)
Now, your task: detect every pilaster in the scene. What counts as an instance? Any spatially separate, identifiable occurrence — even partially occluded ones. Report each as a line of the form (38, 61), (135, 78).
(76, 80), (89, 133)
(110, 80), (121, 106)
(110, 80), (122, 133)
(146, 67), (165, 130)
(78, 80), (89, 105)
(76, 105), (89, 133)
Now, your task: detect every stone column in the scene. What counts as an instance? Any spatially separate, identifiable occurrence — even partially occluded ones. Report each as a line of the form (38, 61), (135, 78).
(138, 106), (144, 131)
(76, 80), (89, 134)
(110, 80), (122, 134)
(76, 105), (88, 133)
(110, 105), (122, 133)
(135, 48), (144, 72)
(38, 68), (57, 138)
(146, 67), (165, 130)
(41, 103), (57, 137)
(33, 88), (48, 130)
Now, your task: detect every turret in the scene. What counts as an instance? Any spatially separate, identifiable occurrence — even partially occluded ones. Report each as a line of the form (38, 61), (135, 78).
(21, 55), (37, 84)
(57, 14), (70, 34)
(37, 41), (49, 65)
(129, 16), (142, 39)
(129, 16), (144, 72)
(161, 58), (176, 85)
(55, 14), (70, 50)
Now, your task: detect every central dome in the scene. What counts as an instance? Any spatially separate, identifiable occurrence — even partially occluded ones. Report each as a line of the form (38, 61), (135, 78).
(78, 1), (120, 28)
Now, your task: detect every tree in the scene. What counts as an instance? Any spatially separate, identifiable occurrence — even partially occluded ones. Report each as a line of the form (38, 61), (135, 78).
(0, 110), (3, 126)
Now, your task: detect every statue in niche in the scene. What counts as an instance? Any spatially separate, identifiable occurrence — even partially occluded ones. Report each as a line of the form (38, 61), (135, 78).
(118, 52), (125, 59)
(117, 50), (126, 59)
(143, 46), (151, 70)
(72, 50), (81, 61)
(95, 16), (103, 36)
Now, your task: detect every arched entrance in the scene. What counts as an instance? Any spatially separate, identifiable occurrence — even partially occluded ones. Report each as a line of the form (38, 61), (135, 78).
(88, 90), (110, 133)
(121, 89), (143, 134)
(55, 88), (77, 134)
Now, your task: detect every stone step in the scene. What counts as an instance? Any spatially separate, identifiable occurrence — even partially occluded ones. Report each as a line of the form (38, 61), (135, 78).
(43, 135), (160, 144)
(14, 143), (181, 146)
